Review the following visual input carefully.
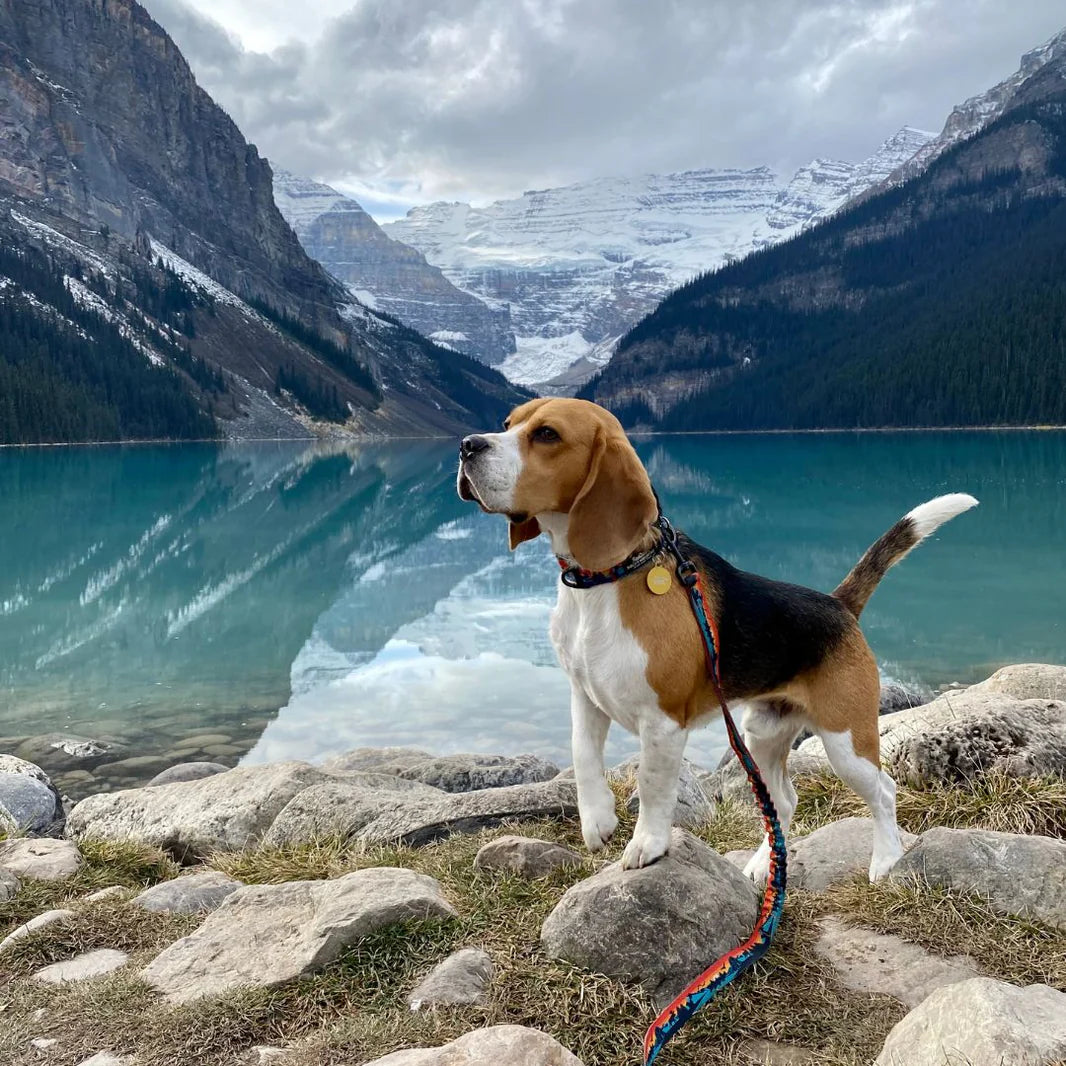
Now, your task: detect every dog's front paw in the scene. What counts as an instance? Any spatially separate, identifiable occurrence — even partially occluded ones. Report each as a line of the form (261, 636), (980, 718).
(621, 826), (670, 869)
(580, 795), (619, 852)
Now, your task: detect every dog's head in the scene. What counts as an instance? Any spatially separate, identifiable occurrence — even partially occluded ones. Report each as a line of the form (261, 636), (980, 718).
(457, 398), (657, 570)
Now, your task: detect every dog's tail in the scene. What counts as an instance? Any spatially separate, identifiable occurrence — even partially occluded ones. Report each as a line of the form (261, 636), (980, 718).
(833, 494), (978, 618)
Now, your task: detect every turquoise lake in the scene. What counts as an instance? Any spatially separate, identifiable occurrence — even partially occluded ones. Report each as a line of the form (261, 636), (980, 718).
(1, 432), (1063, 795)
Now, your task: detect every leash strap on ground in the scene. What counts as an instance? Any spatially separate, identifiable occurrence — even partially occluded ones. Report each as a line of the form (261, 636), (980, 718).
(642, 522), (788, 1064)
(558, 516), (788, 1065)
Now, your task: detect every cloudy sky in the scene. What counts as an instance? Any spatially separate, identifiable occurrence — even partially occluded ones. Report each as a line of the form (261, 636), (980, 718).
(142, 0), (1064, 221)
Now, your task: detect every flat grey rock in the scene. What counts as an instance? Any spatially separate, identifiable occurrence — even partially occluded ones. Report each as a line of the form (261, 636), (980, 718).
(67, 761), (326, 860)
(319, 747), (432, 775)
(145, 762), (230, 787)
(141, 867), (457, 1003)
(356, 779), (579, 848)
(383, 752), (560, 793)
(541, 828), (760, 1007)
(32, 948), (129, 983)
(264, 776), (443, 847)
(408, 947), (493, 1010)
(813, 917), (981, 1007)
(474, 835), (581, 879)
(0, 838), (84, 881)
(133, 871), (243, 913)
(889, 826), (1066, 930)
(879, 680), (932, 712)
(15, 733), (124, 773)
(790, 818), (917, 891)
(0, 908), (74, 953)
(0, 866), (20, 901)
(736, 1038), (819, 1065)
(875, 977), (1066, 1066)
(365, 1025), (584, 1065)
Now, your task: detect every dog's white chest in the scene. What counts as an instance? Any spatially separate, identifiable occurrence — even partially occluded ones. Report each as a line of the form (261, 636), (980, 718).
(549, 583), (656, 734)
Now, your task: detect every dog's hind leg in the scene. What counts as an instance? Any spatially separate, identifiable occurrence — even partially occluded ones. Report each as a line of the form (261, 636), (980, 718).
(741, 699), (805, 884)
(817, 726), (903, 881)
(570, 684), (619, 852)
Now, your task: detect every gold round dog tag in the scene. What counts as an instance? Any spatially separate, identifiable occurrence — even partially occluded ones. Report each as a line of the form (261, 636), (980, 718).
(646, 565), (672, 595)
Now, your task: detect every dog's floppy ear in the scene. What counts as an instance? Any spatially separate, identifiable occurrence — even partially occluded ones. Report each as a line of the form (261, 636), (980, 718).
(567, 423), (657, 571)
(508, 517), (541, 550)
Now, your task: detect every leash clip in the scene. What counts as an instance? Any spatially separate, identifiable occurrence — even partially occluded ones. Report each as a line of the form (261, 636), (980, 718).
(676, 559), (698, 588)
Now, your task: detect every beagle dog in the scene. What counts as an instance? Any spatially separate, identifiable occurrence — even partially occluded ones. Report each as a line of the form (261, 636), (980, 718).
(457, 397), (977, 880)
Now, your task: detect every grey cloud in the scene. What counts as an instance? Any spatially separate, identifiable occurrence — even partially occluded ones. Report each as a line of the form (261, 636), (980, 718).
(142, 0), (1066, 210)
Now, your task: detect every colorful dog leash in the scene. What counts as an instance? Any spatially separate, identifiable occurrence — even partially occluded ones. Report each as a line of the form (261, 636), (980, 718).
(559, 515), (788, 1064)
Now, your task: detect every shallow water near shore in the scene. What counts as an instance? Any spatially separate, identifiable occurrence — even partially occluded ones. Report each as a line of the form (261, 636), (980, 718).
(1, 431), (1063, 797)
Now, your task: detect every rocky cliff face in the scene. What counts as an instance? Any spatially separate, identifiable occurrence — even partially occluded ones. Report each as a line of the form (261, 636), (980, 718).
(880, 27), (1066, 188)
(382, 129), (933, 390)
(0, 0), (524, 438)
(273, 170), (515, 367)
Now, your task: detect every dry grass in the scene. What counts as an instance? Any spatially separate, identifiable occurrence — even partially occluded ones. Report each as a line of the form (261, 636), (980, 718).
(826, 876), (1066, 990)
(792, 768), (1066, 840)
(1, 769), (1063, 1066)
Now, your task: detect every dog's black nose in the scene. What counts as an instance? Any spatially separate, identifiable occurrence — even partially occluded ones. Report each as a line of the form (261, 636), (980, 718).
(460, 434), (489, 459)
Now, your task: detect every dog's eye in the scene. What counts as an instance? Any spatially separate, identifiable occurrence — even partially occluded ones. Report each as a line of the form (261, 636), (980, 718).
(532, 425), (560, 443)
(502, 419), (511, 430)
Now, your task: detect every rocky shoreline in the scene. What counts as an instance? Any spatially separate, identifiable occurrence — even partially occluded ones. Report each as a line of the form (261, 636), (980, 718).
(1, 664), (1065, 1066)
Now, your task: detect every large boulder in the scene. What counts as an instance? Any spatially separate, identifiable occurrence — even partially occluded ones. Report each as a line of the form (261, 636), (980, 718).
(141, 867), (456, 1003)
(0, 754), (64, 836)
(264, 776), (444, 847)
(408, 947), (494, 1010)
(474, 835), (582, 879)
(798, 665), (1066, 786)
(0, 838), (84, 881)
(66, 762), (326, 860)
(875, 977), (1066, 1066)
(355, 779), (579, 848)
(364, 1026), (583, 1065)
(380, 753), (560, 793)
(813, 917), (980, 1007)
(541, 828), (760, 1006)
(319, 747), (432, 775)
(889, 827), (1066, 930)
(967, 662), (1066, 701)
(132, 871), (243, 914)
(790, 818), (917, 891)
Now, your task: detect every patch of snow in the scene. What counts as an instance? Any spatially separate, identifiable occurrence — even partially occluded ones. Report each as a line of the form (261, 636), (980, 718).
(350, 288), (379, 311)
(11, 211), (111, 275)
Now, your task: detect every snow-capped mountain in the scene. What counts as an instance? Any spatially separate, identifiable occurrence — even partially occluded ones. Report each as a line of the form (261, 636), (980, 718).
(884, 27), (1066, 186)
(382, 127), (934, 388)
(273, 170), (515, 365)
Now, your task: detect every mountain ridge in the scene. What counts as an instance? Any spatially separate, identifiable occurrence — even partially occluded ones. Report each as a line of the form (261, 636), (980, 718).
(380, 127), (934, 389)
(0, 0), (525, 443)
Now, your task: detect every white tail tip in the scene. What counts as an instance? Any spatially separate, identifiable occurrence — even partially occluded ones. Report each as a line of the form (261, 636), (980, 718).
(906, 493), (979, 539)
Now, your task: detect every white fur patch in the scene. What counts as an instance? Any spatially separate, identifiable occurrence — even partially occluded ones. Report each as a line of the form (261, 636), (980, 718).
(905, 493), (979, 539)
